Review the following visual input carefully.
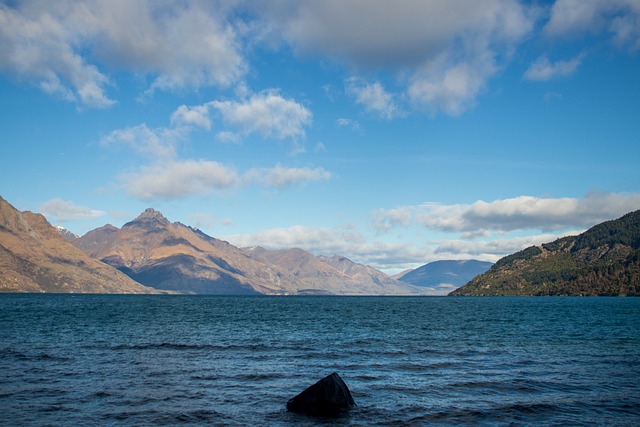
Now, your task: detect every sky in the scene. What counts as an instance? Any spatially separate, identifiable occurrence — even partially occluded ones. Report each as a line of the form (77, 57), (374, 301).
(1, 0), (640, 274)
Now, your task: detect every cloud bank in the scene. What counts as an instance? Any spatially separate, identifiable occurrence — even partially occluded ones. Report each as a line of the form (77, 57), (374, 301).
(0, 1), (245, 108)
(40, 199), (105, 222)
(375, 192), (640, 234)
(3, 1), (638, 113)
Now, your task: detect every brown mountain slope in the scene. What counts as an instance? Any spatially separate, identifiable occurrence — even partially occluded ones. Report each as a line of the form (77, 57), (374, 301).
(0, 196), (156, 293)
(74, 209), (294, 294)
(74, 208), (426, 295)
(244, 247), (427, 295)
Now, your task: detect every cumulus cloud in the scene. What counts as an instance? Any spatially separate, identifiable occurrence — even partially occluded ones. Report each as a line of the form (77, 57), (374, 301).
(245, 165), (331, 188)
(120, 160), (240, 201)
(372, 207), (414, 233)
(0, 1), (245, 107)
(0, 3), (115, 108)
(345, 78), (400, 119)
(40, 199), (105, 222)
(100, 124), (182, 160)
(170, 104), (212, 130)
(408, 59), (491, 116)
(419, 193), (640, 233)
(544, 0), (640, 50)
(374, 192), (640, 234)
(524, 54), (585, 81)
(101, 91), (325, 200)
(210, 90), (312, 141)
(256, 0), (533, 116)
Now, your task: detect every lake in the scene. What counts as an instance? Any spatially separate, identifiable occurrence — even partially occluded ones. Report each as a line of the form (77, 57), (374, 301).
(1, 295), (639, 426)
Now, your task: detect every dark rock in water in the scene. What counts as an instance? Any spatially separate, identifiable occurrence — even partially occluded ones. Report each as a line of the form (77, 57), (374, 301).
(287, 372), (356, 416)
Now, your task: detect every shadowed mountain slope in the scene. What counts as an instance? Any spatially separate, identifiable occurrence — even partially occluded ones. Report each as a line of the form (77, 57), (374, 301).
(74, 209), (289, 294)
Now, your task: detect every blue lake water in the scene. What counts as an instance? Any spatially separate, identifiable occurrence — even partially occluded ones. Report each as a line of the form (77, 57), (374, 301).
(1, 295), (639, 426)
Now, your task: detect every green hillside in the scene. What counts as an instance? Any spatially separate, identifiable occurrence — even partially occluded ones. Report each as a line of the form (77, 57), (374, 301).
(450, 210), (640, 296)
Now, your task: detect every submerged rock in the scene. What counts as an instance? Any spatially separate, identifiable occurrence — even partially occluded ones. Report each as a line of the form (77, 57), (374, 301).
(287, 372), (356, 416)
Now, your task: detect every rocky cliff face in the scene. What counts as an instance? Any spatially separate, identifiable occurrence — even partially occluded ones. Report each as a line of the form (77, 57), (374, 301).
(451, 210), (640, 296)
(0, 196), (156, 293)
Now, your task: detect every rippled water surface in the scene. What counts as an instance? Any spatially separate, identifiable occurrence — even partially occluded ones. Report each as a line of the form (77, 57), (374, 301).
(1, 295), (639, 426)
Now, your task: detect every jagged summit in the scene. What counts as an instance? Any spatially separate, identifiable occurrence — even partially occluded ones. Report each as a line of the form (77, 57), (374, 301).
(137, 208), (168, 222)
(124, 208), (170, 228)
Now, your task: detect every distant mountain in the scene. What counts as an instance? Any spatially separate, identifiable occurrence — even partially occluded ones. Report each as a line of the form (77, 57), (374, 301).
(74, 209), (426, 295)
(0, 196), (156, 294)
(395, 260), (493, 294)
(244, 247), (425, 295)
(451, 210), (640, 296)
(54, 225), (79, 241)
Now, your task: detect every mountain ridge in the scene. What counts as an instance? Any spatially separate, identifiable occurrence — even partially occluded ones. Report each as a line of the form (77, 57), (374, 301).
(73, 209), (428, 295)
(451, 210), (640, 296)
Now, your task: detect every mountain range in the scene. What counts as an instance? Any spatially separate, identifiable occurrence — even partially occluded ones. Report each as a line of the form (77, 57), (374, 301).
(7, 192), (635, 297)
(452, 209), (640, 296)
(0, 196), (156, 293)
(70, 208), (428, 295)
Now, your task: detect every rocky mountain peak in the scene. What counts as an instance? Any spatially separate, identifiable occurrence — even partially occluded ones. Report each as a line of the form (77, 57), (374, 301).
(125, 208), (170, 228)
(138, 208), (168, 221)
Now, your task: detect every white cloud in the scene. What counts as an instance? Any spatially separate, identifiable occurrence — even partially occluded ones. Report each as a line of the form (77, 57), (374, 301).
(256, 0), (533, 116)
(0, 1), (245, 107)
(100, 124), (181, 160)
(0, 3), (115, 108)
(256, 0), (531, 66)
(245, 165), (331, 188)
(424, 193), (640, 233)
(544, 0), (640, 50)
(374, 192), (640, 234)
(40, 199), (105, 222)
(524, 54), (585, 81)
(210, 90), (312, 141)
(408, 59), (491, 116)
(170, 104), (212, 130)
(345, 77), (400, 119)
(372, 207), (414, 233)
(120, 160), (239, 201)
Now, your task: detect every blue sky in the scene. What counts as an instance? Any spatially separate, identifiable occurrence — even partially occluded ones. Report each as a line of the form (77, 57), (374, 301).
(1, 0), (639, 273)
